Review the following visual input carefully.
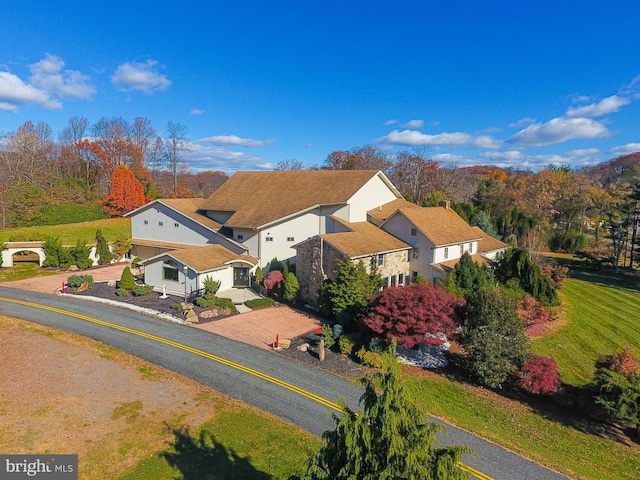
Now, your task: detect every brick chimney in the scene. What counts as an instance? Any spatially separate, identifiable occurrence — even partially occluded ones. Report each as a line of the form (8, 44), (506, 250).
(439, 200), (450, 210)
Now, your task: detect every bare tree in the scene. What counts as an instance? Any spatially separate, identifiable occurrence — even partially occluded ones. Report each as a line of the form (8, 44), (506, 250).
(275, 158), (306, 171)
(166, 121), (189, 196)
(130, 116), (156, 160)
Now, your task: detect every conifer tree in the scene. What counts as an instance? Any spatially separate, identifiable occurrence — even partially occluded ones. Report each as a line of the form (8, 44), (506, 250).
(94, 229), (113, 265)
(299, 343), (470, 480)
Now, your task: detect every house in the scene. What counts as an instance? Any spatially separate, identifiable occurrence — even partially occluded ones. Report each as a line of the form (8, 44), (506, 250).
(295, 217), (412, 304)
(126, 170), (402, 296)
(126, 170), (506, 299)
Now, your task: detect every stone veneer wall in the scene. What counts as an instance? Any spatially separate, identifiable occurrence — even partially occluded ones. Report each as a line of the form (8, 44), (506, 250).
(296, 237), (411, 305)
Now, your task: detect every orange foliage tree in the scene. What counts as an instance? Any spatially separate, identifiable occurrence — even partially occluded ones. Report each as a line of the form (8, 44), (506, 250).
(103, 164), (147, 216)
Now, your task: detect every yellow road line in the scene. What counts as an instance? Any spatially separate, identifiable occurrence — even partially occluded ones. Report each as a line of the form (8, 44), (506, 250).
(1, 296), (493, 480)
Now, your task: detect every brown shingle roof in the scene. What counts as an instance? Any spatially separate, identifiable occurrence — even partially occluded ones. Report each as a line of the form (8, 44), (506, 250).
(157, 198), (222, 231)
(165, 245), (258, 273)
(131, 238), (201, 250)
(367, 198), (419, 224)
(201, 170), (396, 228)
(321, 221), (410, 258)
(434, 254), (491, 273)
(471, 226), (509, 254)
(392, 206), (482, 246)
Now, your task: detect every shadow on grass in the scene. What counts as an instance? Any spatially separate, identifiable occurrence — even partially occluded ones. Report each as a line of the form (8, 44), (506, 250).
(162, 426), (273, 480)
(550, 256), (640, 292)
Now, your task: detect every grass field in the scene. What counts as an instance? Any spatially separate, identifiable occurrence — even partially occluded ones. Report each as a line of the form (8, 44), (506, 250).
(532, 257), (640, 385)
(0, 218), (131, 245)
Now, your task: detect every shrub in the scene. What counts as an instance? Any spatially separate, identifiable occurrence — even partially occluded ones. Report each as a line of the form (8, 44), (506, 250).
(119, 267), (136, 290)
(203, 277), (222, 296)
(42, 236), (74, 268)
(255, 266), (264, 285)
(517, 295), (552, 329)
(318, 324), (336, 349)
(414, 275), (428, 284)
(596, 347), (640, 376)
(245, 297), (276, 309)
(194, 296), (215, 308)
(69, 239), (93, 269)
(211, 296), (237, 313)
(67, 274), (94, 288)
(132, 284), (154, 297)
(171, 303), (183, 310)
(283, 271), (299, 301)
(517, 355), (561, 395)
(132, 257), (143, 268)
(116, 287), (129, 297)
(338, 335), (357, 355)
(356, 346), (384, 368)
(332, 323), (344, 339)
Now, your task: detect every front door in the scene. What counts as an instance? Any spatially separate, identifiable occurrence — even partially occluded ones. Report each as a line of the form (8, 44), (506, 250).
(233, 267), (249, 287)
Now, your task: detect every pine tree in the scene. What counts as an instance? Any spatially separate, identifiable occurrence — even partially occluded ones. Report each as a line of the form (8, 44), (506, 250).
(119, 266), (136, 290)
(299, 342), (470, 479)
(94, 229), (113, 265)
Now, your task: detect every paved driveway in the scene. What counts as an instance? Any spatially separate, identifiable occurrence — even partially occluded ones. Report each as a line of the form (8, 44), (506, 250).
(0, 263), (326, 350)
(193, 306), (324, 350)
(0, 263), (129, 294)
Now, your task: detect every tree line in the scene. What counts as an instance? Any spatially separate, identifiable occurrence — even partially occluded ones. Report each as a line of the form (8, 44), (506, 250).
(0, 117), (227, 228)
(279, 146), (640, 270)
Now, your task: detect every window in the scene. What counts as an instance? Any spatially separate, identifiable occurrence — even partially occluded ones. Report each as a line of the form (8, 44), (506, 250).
(162, 266), (178, 281)
(412, 247), (420, 259)
(174, 222), (179, 228)
(158, 221), (164, 227)
(391, 275), (397, 286)
(444, 247), (448, 259)
(266, 236), (273, 242)
(412, 271), (418, 280)
(237, 234), (244, 240)
(410, 227), (417, 236)
(287, 237), (295, 242)
(460, 244), (464, 256)
(378, 253), (384, 266)
(469, 242), (473, 253)
(399, 273), (404, 285)
(143, 220), (148, 225)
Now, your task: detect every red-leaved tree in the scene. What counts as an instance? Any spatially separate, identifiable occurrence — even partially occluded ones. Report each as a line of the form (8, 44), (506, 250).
(517, 355), (561, 395)
(103, 164), (147, 216)
(264, 270), (285, 291)
(363, 283), (463, 348)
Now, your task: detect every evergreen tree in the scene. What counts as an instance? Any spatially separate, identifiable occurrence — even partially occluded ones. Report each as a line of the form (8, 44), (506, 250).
(94, 229), (113, 265)
(69, 239), (93, 269)
(284, 271), (299, 301)
(319, 258), (381, 319)
(299, 342), (470, 480)
(460, 288), (530, 389)
(495, 247), (559, 306)
(441, 252), (492, 298)
(119, 266), (136, 290)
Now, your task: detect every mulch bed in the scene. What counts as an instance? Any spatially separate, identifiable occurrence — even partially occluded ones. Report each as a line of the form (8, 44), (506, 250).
(275, 331), (368, 380)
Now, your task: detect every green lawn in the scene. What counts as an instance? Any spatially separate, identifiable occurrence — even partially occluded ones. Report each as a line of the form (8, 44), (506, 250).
(0, 218), (131, 245)
(532, 258), (640, 385)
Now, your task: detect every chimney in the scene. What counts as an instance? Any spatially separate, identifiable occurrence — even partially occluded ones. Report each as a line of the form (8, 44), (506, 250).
(439, 200), (450, 210)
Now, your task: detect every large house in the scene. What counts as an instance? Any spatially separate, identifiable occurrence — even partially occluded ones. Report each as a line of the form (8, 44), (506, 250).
(126, 169), (506, 301)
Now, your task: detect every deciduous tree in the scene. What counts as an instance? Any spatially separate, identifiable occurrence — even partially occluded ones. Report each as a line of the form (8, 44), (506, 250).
(103, 164), (146, 216)
(363, 283), (462, 348)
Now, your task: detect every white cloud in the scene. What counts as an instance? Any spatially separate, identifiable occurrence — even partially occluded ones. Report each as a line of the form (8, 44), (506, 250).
(198, 134), (274, 148)
(609, 143), (640, 156)
(28, 54), (95, 100)
(111, 60), (171, 93)
(383, 119), (398, 126)
(565, 95), (630, 118)
(509, 117), (610, 147)
(566, 148), (600, 157)
(186, 142), (272, 173)
(480, 150), (524, 161)
(403, 119), (424, 128)
(378, 129), (502, 149)
(0, 71), (60, 111)
(509, 117), (536, 129)
(190, 108), (205, 115)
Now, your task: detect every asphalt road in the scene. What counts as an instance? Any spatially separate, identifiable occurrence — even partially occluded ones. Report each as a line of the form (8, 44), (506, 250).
(0, 287), (568, 480)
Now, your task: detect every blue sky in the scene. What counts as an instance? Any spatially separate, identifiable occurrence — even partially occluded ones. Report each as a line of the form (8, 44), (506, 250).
(2, 1), (640, 174)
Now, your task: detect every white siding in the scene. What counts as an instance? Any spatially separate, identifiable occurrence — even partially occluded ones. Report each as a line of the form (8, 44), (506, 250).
(347, 174), (399, 222)
(380, 213), (435, 280)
